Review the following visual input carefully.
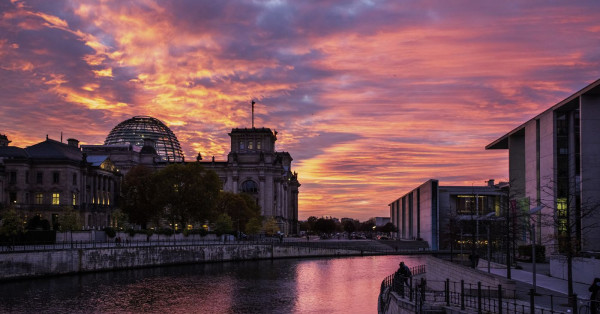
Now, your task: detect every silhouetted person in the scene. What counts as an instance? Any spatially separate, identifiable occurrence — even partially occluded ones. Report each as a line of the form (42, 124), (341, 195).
(393, 261), (412, 296)
(590, 277), (600, 314)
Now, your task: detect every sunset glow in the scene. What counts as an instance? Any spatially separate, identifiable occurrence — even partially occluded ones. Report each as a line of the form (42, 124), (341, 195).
(2, 0), (600, 220)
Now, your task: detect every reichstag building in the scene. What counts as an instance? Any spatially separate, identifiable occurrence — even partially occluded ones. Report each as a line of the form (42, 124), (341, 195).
(0, 116), (300, 234)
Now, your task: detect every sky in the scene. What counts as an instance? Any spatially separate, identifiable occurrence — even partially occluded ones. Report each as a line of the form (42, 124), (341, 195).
(1, 0), (600, 221)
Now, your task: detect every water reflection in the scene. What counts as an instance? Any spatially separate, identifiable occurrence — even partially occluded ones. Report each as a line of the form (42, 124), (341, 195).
(0, 255), (423, 313)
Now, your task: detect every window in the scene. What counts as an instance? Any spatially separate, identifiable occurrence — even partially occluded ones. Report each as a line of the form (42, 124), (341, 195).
(52, 193), (60, 205)
(239, 141), (245, 150)
(248, 141), (253, 149)
(53, 172), (60, 184)
(72, 174), (77, 185)
(25, 171), (29, 184)
(9, 192), (17, 204)
(9, 171), (16, 184)
(257, 141), (261, 150)
(36, 172), (43, 184)
(241, 180), (258, 193)
(35, 193), (43, 205)
(72, 193), (77, 206)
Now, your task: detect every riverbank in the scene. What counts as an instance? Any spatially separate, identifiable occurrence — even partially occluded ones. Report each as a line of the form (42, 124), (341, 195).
(0, 242), (366, 281)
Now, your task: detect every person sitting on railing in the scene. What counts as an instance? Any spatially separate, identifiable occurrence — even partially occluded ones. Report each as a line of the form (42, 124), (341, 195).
(393, 261), (412, 296)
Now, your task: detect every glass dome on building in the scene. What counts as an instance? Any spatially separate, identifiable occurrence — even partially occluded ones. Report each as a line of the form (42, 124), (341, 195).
(105, 116), (184, 162)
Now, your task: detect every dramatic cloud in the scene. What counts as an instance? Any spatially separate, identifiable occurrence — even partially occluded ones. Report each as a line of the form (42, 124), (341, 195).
(1, 0), (600, 220)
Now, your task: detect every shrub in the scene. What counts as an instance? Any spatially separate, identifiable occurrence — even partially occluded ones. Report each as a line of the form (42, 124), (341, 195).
(104, 227), (116, 238)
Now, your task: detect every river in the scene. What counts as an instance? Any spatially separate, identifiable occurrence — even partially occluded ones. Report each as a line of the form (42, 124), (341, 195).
(0, 255), (424, 313)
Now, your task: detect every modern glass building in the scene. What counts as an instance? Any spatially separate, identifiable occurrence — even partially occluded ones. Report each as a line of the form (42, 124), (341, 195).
(105, 116), (184, 162)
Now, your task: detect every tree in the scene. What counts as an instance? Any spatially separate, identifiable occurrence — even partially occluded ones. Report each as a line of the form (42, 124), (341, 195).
(111, 208), (129, 229)
(214, 213), (234, 236)
(314, 217), (336, 235)
(538, 175), (600, 306)
(343, 219), (357, 236)
(264, 217), (280, 236)
(215, 191), (261, 233)
(58, 206), (81, 231)
(121, 165), (160, 228)
(153, 163), (221, 229)
(380, 222), (397, 234)
(0, 208), (25, 240)
(25, 215), (51, 231)
(306, 216), (318, 233)
(245, 217), (263, 236)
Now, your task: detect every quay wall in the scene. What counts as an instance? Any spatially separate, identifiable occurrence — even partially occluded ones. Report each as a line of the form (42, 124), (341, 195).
(0, 244), (360, 280)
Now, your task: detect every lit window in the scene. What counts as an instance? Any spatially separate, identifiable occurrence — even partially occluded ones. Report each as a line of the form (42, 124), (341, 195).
(72, 193), (77, 206)
(257, 141), (261, 150)
(248, 141), (253, 149)
(52, 193), (60, 205)
(35, 193), (43, 205)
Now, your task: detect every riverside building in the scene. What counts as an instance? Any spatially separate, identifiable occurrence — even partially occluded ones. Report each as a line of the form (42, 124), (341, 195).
(486, 78), (600, 253)
(1, 115), (300, 234)
(389, 179), (506, 250)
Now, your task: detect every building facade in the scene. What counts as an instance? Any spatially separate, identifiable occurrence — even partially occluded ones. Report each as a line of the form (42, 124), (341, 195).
(203, 128), (300, 235)
(1, 117), (301, 234)
(389, 179), (505, 250)
(0, 136), (120, 229)
(487, 78), (600, 253)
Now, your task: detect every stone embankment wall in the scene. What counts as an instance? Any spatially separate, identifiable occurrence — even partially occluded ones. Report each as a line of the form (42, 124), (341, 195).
(0, 244), (359, 281)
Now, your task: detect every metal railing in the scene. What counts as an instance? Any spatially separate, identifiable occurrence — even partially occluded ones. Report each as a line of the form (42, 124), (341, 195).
(379, 271), (581, 314)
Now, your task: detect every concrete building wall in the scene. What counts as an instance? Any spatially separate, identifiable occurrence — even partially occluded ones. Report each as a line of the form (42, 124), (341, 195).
(538, 111), (556, 252)
(508, 132), (526, 201)
(579, 94), (600, 251)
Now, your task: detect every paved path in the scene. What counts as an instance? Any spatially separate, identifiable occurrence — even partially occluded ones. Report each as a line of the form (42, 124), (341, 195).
(477, 260), (593, 312)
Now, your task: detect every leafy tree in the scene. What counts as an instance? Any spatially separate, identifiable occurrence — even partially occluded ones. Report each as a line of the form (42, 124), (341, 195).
(111, 208), (129, 229)
(58, 206), (81, 231)
(215, 191), (261, 233)
(153, 163), (221, 229)
(121, 165), (160, 228)
(343, 219), (357, 235)
(314, 217), (336, 235)
(360, 218), (376, 232)
(214, 213), (234, 236)
(380, 222), (398, 234)
(306, 216), (318, 233)
(245, 217), (263, 236)
(0, 208), (25, 239)
(264, 216), (280, 236)
(26, 215), (51, 231)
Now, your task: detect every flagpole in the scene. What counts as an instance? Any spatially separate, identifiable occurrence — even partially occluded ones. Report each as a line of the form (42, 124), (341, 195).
(252, 100), (255, 128)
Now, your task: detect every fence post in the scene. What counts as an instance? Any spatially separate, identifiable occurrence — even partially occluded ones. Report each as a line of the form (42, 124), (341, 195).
(572, 294), (578, 314)
(529, 289), (535, 314)
(478, 281), (482, 314)
(550, 294), (553, 314)
(446, 278), (450, 306)
(498, 284), (503, 314)
(420, 278), (425, 307)
(461, 280), (465, 310)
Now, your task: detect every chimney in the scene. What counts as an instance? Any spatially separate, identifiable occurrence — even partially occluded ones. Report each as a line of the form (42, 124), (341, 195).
(67, 138), (79, 148)
(487, 179), (495, 187)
